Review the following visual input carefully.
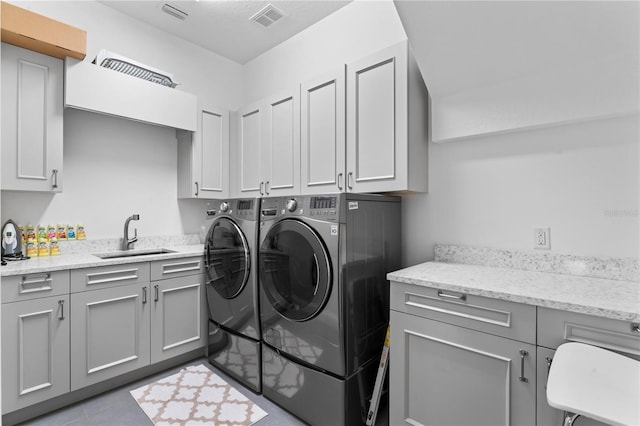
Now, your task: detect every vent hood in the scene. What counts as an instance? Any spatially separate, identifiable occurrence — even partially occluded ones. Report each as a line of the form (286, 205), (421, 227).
(64, 56), (196, 131)
(94, 49), (178, 88)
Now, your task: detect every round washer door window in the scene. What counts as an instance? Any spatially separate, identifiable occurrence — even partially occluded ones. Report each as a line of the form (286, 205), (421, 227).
(259, 219), (331, 321)
(205, 218), (250, 299)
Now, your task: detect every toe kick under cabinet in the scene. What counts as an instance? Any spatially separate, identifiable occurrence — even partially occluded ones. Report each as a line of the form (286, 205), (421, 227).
(2, 256), (206, 415)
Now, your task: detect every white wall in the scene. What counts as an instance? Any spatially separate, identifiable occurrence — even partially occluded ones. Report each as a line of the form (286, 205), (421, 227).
(403, 114), (639, 266)
(2, 0), (638, 262)
(1, 1), (244, 239)
(242, 1), (640, 265)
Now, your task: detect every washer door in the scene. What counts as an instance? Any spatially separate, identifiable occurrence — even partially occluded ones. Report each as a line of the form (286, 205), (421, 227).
(260, 219), (331, 322)
(205, 217), (250, 299)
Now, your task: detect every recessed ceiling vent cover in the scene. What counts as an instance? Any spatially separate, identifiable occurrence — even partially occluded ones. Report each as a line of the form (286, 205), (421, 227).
(161, 2), (188, 21)
(250, 4), (286, 28)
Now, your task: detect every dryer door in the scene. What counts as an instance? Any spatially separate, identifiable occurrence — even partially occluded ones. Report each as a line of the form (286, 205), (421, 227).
(205, 217), (250, 299)
(259, 219), (332, 321)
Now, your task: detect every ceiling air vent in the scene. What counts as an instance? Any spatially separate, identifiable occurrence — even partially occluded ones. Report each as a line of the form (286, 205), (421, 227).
(250, 4), (286, 28)
(161, 2), (188, 21)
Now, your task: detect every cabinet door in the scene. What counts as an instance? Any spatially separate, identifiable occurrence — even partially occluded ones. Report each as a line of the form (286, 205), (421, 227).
(151, 274), (206, 363)
(346, 42), (408, 193)
(390, 310), (536, 426)
(300, 68), (346, 194)
(2, 296), (70, 413)
(1, 43), (63, 192)
(70, 283), (150, 391)
(178, 104), (230, 199)
(236, 101), (264, 197)
(263, 88), (300, 196)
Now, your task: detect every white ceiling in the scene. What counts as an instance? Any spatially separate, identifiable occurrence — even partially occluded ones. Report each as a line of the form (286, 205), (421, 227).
(393, 0), (639, 97)
(98, 0), (352, 64)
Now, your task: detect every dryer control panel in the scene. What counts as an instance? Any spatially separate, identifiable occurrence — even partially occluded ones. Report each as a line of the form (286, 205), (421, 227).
(260, 196), (340, 221)
(308, 196), (338, 219)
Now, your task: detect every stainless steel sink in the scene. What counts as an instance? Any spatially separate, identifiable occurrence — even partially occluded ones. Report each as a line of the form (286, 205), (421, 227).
(93, 248), (176, 259)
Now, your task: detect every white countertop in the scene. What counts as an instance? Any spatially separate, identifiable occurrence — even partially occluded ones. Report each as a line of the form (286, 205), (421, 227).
(388, 261), (640, 322)
(0, 244), (205, 277)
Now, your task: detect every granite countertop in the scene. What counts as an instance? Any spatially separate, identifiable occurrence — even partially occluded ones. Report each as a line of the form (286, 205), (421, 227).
(388, 261), (640, 322)
(1, 241), (205, 277)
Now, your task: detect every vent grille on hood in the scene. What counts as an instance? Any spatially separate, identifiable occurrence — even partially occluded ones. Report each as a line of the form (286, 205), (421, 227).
(94, 49), (177, 88)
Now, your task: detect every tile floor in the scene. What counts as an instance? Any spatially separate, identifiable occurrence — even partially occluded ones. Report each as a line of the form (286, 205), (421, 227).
(19, 357), (306, 426)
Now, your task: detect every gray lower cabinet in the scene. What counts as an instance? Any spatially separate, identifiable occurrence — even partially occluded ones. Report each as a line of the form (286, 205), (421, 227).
(151, 274), (206, 363)
(70, 282), (151, 391)
(1, 295), (70, 412)
(390, 310), (536, 426)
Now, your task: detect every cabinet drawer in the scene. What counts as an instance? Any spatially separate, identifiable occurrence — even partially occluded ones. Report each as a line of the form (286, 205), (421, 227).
(150, 257), (204, 281)
(2, 271), (70, 303)
(390, 281), (536, 344)
(537, 307), (640, 357)
(71, 263), (150, 292)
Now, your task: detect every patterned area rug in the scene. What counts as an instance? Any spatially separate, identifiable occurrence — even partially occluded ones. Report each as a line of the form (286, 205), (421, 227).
(130, 364), (268, 425)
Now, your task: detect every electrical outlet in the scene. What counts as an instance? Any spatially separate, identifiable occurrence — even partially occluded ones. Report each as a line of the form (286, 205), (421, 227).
(534, 227), (550, 250)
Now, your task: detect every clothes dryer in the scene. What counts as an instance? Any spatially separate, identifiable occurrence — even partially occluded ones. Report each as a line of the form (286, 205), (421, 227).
(259, 193), (400, 425)
(205, 198), (261, 392)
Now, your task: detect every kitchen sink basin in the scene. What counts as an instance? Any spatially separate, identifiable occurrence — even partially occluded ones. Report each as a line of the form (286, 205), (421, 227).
(93, 248), (176, 259)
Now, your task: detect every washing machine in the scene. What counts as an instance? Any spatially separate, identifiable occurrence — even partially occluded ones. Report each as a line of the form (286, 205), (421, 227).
(205, 198), (261, 393)
(259, 193), (401, 425)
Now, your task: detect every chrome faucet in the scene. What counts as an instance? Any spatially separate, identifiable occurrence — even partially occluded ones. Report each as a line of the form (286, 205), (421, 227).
(122, 214), (140, 250)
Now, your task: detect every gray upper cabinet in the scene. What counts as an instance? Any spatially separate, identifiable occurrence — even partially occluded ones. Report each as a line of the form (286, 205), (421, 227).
(346, 40), (429, 193)
(1, 43), (63, 192)
(233, 89), (300, 197)
(177, 103), (230, 199)
(235, 100), (264, 197)
(2, 295), (70, 413)
(263, 88), (300, 196)
(300, 68), (346, 194)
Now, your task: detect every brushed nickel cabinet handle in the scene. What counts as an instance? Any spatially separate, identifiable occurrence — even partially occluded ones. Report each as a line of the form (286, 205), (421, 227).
(142, 286), (147, 304)
(265, 181), (270, 195)
(52, 169), (58, 189)
(519, 350), (529, 382)
(347, 172), (353, 189)
(58, 300), (64, 320)
(260, 181), (264, 195)
(154, 284), (159, 302)
(338, 173), (343, 190)
(437, 291), (467, 302)
(195, 181), (199, 197)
